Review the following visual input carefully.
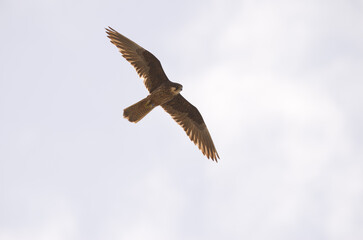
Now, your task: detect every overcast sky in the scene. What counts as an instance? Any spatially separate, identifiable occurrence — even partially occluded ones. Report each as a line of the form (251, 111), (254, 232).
(1, 0), (363, 239)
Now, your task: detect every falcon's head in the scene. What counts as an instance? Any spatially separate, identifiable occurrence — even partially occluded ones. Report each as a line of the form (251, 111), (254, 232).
(171, 83), (183, 95)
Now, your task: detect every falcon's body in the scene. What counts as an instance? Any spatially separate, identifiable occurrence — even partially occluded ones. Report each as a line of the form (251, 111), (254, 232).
(123, 82), (182, 123)
(106, 27), (219, 161)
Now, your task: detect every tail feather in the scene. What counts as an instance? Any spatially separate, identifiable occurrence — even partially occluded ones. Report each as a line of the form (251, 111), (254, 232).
(123, 96), (155, 123)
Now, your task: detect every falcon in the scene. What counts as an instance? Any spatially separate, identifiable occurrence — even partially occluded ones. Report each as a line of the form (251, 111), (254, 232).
(106, 27), (219, 161)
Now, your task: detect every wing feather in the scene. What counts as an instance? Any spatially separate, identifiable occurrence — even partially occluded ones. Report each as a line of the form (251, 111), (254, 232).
(105, 27), (169, 92)
(162, 95), (219, 161)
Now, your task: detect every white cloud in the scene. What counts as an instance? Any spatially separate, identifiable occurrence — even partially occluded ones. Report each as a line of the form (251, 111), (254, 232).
(169, 0), (363, 239)
(102, 169), (185, 240)
(0, 196), (78, 240)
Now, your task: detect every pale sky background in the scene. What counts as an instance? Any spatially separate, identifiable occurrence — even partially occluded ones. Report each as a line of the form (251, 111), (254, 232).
(1, 0), (363, 239)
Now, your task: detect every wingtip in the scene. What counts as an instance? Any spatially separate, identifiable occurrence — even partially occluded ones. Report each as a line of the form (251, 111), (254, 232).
(211, 153), (219, 163)
(105, 26), (115, 33)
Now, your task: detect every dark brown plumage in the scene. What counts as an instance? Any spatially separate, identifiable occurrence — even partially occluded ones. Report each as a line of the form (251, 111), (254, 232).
(106, 27), (219, 161)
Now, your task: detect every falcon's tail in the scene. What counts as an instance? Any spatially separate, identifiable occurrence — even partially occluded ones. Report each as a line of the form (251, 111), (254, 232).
(123, 96), (156, 123)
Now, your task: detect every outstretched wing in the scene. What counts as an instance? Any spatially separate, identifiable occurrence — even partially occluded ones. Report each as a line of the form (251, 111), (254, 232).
(162, 95), (220, 161)
(106, 27), (169, 93)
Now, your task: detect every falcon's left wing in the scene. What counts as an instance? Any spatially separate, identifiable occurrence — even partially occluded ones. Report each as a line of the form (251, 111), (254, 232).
(162, 95), (219, 161)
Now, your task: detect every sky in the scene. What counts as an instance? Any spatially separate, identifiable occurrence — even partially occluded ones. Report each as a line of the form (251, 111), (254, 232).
(1, 0), (363, 239)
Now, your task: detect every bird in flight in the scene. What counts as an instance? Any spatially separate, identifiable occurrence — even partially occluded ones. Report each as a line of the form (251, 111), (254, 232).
(106, 27), (219, 161)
